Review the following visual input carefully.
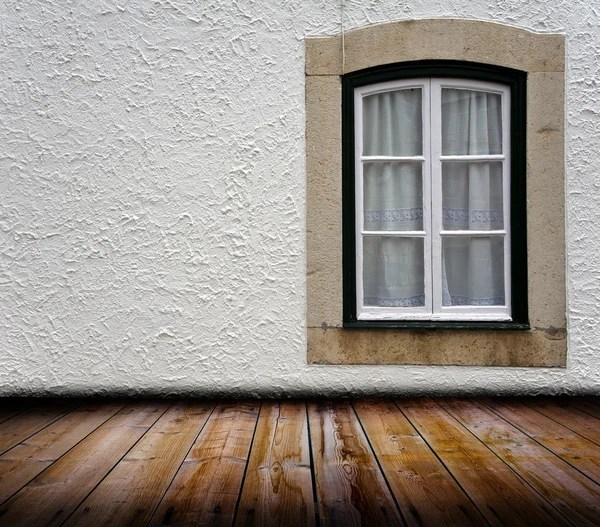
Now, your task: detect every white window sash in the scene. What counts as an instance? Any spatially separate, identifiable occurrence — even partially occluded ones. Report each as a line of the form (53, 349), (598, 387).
(430, 78), (511, 319)
(355, 79), (432, 319)
(355, 77), (511, 321)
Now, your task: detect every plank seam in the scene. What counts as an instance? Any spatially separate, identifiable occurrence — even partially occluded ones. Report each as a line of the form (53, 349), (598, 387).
(393, 399), (492, 527)
(543, 397), (600, 422)
(569, 398), (600, 421)
(0, 400), (129, 508)
(350, 400), (408, 527)
(305, 400), (321, 527)
(435, 398), (577, 527)
(479, 398), (600, 487)
(231, 400), (263, 526)
(56, 401), (174, 527)
(520, 398), (600, 447)
(0, 400), (84, 457)
(0, 400), (35, 426)
(145, 401), (218, 526)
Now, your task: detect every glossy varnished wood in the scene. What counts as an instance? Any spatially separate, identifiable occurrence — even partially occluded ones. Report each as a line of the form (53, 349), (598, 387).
(353, 399), (484, 526)
(65, 401), (215, 527)
(0, 397), (598, 527)
(480, 397), (600, 484)
(525, 397), (600, 445)
(235, 401), (314, 527)
(398, 398), (571, 526)
(308, 400), (404, 526)
(0, 401), (170, 527)
(148, 401), (259, 527)
(441, 398), (600, 526)
(568, 397), (600, 420)
(0, 401), (126, 503)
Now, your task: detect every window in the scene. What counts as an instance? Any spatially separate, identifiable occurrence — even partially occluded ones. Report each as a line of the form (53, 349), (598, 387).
(306, 20), (566, 366)
(342, 62), (528, 328)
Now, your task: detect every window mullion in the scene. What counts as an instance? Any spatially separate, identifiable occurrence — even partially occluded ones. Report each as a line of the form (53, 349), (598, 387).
(361, 155), (426, 162)
(423, 79), (433, 316)
(430, 79), (443, 315)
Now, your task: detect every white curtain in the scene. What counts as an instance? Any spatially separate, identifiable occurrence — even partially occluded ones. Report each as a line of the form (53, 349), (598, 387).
(363, 237), (425, 307)
(361, 87), (505, 308)
(441, 88), (505, 306)
(363, 89), (422, 156)
(364, 162), (423, 232)
(362, 89), (425, 307)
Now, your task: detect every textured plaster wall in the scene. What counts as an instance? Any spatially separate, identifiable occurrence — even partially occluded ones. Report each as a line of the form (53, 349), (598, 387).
(0, 0), (598, 396)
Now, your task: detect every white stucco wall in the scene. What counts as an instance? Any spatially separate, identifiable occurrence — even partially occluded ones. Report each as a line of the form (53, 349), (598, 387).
(0, 0), (598, 396)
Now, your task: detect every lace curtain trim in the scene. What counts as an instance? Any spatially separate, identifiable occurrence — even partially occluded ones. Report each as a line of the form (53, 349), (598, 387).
(364, 207), (503, 225)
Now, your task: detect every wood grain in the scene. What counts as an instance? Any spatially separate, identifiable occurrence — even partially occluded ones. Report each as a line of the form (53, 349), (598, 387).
(353, 399), (484, 526)
(308, 400), (403, 526)
(64, 401), (215, 527)
(0, 400), (80, 455)
(235, 401), (314, 527)
(0, 396), (596, 526)
(568, 397), (600, 420)
(148, 401), (259, 527)
(441, 398), (600, 526)
(0, 401), (171, 527)
(398, 398), (571, 526)
(525, 398), (600, 445)
(481, 397), (600, 484)
(0, 400), (126, 503)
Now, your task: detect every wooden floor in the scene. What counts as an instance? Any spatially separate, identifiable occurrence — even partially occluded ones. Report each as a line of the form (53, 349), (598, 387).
(0, 398), (599, 526)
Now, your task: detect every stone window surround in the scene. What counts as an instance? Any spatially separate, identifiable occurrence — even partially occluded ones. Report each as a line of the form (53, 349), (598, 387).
(306, 19), (566, 366)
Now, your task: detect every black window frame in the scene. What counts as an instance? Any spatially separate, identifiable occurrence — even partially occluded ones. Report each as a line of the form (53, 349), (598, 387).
(342, 60), (529, 330)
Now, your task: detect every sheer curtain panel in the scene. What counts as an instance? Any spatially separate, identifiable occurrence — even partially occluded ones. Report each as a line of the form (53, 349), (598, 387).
(440, 88), (506, 307)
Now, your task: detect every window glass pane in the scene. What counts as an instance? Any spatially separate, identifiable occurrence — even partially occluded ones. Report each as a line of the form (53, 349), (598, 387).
(442, 162), (503, 230)
(363, 237), (425, 307)
(442, 236), (505, 306)
(363, 88), (422, 156)
(442, 89), (502, 155)
(364, 162), (423, 231)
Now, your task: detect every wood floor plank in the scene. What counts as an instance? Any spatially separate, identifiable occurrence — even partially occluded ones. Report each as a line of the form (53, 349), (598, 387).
(0, 396), (597, 526)
(0, 400), (80, 455)
(64, 400), (215, 527)
(308, 400), (403, 527)
(441, 398), (600, 526)
(353, 399), (485, 526)
(148, 401), (260, 527)
(235, 401), (315, 527)
(526, 398), (600, 445)
(568, 397), (600, 420)
(481, 397), (600, 484)
(0, 399), (34, 425)
(0, 400), (127, 503)
(0, 401), (171, 527)
(398, 398), (571, 527)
